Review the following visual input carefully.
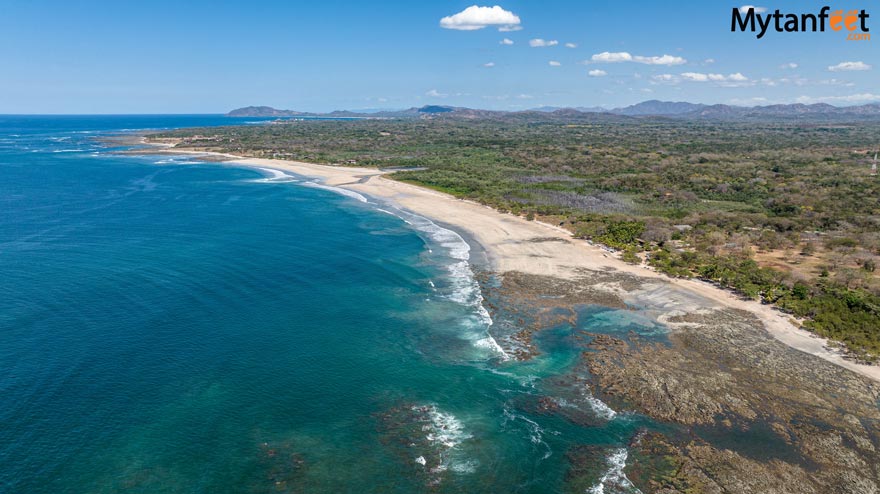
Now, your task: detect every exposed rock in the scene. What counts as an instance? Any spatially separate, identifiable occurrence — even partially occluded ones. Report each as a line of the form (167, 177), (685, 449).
(485, 268), (880, 493)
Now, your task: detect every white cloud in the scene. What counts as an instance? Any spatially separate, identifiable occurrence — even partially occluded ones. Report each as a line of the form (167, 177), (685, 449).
(739, 5), (767, 14)
(795, 93), (880, 104)
(589, 51), (686, 65)
(818, 78), (856, 87)
(439, 5), (521, 31)
(704, 58), (716, 64)
(681, 72), (748, 82)
(498, 24), (523, 32)
(652, 72), (750, 86)
(635, 54), (687, 65)
(548, 60), (561, 66)
(516, 94), (534, 99)
(564, 42), (577, 48)
(588, 69), (607, 77)
(828, 61), (872, 72)
(591, 51), (633, 63)
(530, 39), (559, 47)
(483, 62), (495, 68)
(780, 62), (798, 69)
(500, 38), (514, 45)
(425, 89), (448, 98)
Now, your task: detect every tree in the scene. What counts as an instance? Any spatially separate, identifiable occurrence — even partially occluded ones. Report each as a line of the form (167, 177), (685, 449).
(800, 242), (816, 257)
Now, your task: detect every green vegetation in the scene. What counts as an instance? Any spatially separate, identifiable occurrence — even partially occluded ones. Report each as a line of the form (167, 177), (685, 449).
(152, 116), (880, 360)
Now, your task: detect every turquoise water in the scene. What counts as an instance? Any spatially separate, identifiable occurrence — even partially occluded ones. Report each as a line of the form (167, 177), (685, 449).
(0, 116), (657, 493)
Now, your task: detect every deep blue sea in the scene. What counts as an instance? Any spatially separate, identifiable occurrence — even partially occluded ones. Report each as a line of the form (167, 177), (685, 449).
(0, 116), (655, 493)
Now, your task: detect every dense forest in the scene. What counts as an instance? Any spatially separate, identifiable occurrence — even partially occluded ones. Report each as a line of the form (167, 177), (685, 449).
(151, 116), (880, 360)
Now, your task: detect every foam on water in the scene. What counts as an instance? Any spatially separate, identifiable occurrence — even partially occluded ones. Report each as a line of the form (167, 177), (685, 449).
(542, 390), (618, 424)
(367, 204), (508, 361)
(502, 405), (554, 459)
(197, 161), (502, 360)
(411, 404), (476, 479)
(303, 182), (369, 203)
(250, 167), (299, 183)
(588, 448), (642, 494)
(153, 157), (198, 165)
(582, 389), (618, 420)
(422, 405), (470, 450)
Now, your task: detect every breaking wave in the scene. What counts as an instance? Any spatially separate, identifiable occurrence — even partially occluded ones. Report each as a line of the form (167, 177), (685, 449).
(588, 448), (642, 494)
(411, 404), (476, 479)
(377, 205), (508, 361)
(250, 167), (299, 183)
(302, 182), (369, 203)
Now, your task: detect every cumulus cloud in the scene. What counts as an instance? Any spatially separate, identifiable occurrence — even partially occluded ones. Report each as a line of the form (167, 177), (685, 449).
(681, 72), (748, 82)
(500, 38), (514, 45)
(589, 51), (686, 65)
(565, 42), (577, 48)
(529, 39), (559, 47)
(483, 62), (495, 68)
(828, 61), (872, 72)
(795, 93), (880, 104)
(439, 5), (521, 31)
(780, 62), (798, 69)
(548, 60), (561, 66)
(636, 54), (687, 65)
(588, 69), (607, 77)
(425, 89), (448, 98)
(739, 5), (767, 13)
(590, 51), (633, 63)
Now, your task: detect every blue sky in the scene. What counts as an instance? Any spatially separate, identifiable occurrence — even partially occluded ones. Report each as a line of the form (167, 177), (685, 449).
(0, 0), (876, 113)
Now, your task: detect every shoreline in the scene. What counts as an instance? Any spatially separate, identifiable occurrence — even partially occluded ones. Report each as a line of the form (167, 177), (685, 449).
(143, 143), (880, 384)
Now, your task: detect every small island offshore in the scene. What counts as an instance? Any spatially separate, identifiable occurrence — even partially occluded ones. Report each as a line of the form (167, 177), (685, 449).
(141, 102), (880, 493)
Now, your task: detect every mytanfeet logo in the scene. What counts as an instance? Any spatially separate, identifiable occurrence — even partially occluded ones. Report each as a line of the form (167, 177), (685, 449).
(732, 6), (870, 40)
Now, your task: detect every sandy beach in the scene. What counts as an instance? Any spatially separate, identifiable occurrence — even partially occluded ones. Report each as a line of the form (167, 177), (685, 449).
(149, 145), (880, 384)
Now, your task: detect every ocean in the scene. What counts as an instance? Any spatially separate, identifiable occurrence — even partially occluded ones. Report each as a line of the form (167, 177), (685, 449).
(0, 116), (655, 493)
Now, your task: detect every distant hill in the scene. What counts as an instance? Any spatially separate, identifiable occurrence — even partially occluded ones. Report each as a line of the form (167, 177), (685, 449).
(418, 105), (454, 114)
(681, 103), (880, 121)
(531, 105), (608, 113)
(226, 106), (313, 117)
(610, 100), (706, 116)
(227, 101), (880, 122)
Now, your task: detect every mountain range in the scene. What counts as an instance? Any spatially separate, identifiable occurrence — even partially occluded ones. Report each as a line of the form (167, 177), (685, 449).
(227, 100), (880, 122)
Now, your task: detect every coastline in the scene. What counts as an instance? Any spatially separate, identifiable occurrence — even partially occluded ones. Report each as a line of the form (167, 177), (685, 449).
(145, 144), (880, 384)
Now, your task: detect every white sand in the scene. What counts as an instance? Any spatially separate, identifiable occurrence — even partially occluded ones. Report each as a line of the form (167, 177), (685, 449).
(159, 150), (880, 383)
